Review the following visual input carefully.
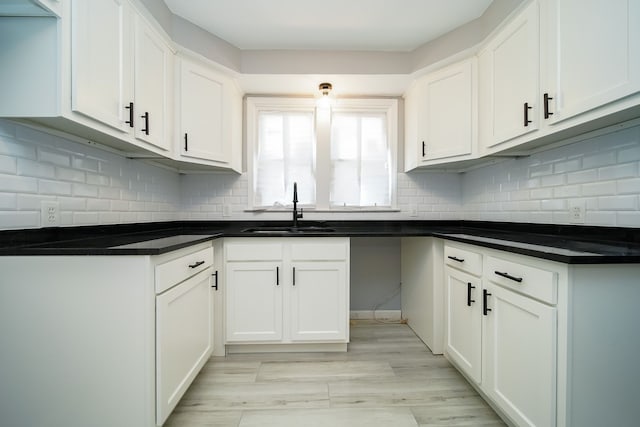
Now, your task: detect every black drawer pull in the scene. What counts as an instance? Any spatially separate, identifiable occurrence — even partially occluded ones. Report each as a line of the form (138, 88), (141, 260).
(544, 93), (554, 119)
(524, 102), (532, 127)
(211, 270), (218, 290)
(141, 112), (149, 135)
(188, 260), (205, 269)
(495, 271), (523, 283)
(448, 256), (464, 263)
(292, 267), (296, 286)
(467, 282), (475, 306)
(125, 102), (134, 127)
(276, 266), (279, 286)
(483, 289), (492, 316)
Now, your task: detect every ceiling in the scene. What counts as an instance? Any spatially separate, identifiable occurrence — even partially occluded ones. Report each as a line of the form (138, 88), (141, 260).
(164, 0), (493, 52)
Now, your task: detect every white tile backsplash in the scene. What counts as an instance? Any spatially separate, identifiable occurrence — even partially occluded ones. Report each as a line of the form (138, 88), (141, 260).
(462, 124), (640, 227)
(0, 120), (181, 229)
(0, 118), (639, 230)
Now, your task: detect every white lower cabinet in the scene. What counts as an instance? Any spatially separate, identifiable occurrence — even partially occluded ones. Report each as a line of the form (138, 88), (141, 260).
(224, 237), (349, 350)
(226, 260), (283, 342)
(443, 241), (640, 427)
(0, 241), (216, 427)
(483, 281), (556, 427)
(156, 260), (213, 425)
(444, 241), (558, 427)
(400, 237), (444, 354)
(290, 260), (348, 341)
(444, 266), (482, 383)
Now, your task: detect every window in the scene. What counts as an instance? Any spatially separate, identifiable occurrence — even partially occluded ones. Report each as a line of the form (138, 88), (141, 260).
(247, 97), (397, 210)
(254, 110), (315, 206)
(330, 111), (391, 207)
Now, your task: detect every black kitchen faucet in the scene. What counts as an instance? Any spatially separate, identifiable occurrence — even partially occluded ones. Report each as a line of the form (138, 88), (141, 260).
(292, 182), (303, 228)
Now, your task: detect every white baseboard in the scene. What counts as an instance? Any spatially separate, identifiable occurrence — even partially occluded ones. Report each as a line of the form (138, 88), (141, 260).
(350, 310), (402, 320)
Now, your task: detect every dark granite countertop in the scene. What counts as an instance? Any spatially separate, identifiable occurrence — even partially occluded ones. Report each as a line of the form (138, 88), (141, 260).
(1, 220), (639, 264)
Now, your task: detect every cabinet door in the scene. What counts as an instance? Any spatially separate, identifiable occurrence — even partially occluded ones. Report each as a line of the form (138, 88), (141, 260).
(225, 262), (282, 342)
(156, 268), (213, 426)
(481, 1), (539, 148)
(289, 261), (348, 342)
(544, 0), (640, 124)
(71, 0), (133, 133)
(483, 282), (556, 427)
(403, 81), (421, 171)
(178, 58), (229, 163)
(133, 15), (172, 151)
(444, 267), (481, 383)
(419, 59), (475, 162)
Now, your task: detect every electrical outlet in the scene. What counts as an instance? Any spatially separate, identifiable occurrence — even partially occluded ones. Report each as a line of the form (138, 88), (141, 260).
(222, 204), (232, 217)
(41, 201), (60, 226)
(410, 205), (418, 217)
(569, 203), (585, 224)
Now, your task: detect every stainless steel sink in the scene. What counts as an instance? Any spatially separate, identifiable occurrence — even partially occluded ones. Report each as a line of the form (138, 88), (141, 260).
(241, 226), (335, 234)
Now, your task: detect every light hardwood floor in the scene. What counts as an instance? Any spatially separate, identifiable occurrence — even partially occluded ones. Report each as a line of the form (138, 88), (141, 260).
(165, 321), (506, 426)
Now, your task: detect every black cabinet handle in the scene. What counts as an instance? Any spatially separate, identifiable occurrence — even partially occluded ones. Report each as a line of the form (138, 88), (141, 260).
(125, 102), (134, 127)
(447, 256), (464, 263)
(141, 112), (149, 135)
(184, 133), (188, 151)
(467, 282), (476, 306)
(211, 270), (218, 290)
(544, 93), (554, 119)
(276, 266), (279, 286)
(292, 267), (296, 286)
(494, 271), (523, 283)
(422, 141), (426, 157)
(524, 102), (532, 127)
(483, 289), (492, 315)
(189, 260), (205, 269)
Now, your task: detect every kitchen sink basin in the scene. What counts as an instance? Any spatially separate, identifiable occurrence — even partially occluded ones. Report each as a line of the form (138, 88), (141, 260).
(241, 226), (335, 234)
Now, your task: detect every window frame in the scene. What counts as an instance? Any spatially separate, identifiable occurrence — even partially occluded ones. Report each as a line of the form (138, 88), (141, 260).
(327, 99), (398, 209)
(246, 96), (398, 211)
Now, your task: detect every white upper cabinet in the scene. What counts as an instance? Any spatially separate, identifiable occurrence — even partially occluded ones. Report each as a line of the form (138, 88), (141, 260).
(71, 0), (133, 133)
(133, 13), (172, 152)
(543, 0), (640, 124)
(0, 0), (62, 16)
(0, 0), (243, 171)
(37, 0), (61, 16)
(175, 55), (242, 171)
(479, 1), (540, 149)
(479, 0), (640, 155)
(404, 58), (477, 170)
(72, 0), (173, 152)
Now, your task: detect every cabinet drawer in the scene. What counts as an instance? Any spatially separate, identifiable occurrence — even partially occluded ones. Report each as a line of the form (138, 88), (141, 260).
(290, 240), (348, 261)
(226, 242), (283, 261)
(485, 256), (557, 305)
(444, 244), (482, 276)
(155, 247), (213, 294)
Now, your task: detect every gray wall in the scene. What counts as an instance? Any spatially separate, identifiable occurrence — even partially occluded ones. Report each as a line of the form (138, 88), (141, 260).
(136, 0), (524, 75)
(350, 237), (402, 311)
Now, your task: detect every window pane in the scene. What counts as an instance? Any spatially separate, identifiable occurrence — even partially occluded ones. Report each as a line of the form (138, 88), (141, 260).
(331, 114), (358, 159)
(254, 111), (315, 207)
(330, 112), (390, 207)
